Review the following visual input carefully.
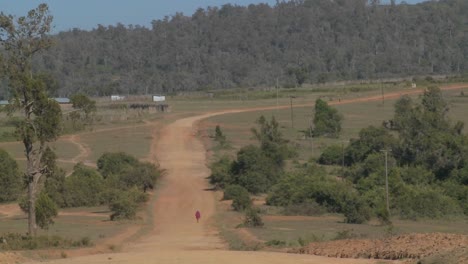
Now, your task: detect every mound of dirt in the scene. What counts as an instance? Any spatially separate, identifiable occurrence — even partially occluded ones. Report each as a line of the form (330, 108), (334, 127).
(292, 233), (468, 260)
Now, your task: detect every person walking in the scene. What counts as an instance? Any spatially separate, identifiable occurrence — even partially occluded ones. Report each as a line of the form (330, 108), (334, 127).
(195, 210), (201, 223)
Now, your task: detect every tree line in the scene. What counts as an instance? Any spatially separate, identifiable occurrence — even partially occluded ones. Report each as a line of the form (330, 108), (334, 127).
(1, 0), (467, 98)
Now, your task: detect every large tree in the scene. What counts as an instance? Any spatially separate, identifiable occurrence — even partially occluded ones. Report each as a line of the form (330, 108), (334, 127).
(0, 4), (61, 236)
(390, 86), (468, 179)
(313, 98), (343, 138)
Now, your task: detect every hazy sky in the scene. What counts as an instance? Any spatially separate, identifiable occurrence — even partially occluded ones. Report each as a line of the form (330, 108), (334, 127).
(1, 0), (426, 33)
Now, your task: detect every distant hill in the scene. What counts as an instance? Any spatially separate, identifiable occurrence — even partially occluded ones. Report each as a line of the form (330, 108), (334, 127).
(21, 0), (468, 96)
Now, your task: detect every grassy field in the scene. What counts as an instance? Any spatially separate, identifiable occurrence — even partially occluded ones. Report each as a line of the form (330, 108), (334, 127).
(201, 85), (468, 162)
(0, 206), (133, 245)
(79, 123), (155, 162)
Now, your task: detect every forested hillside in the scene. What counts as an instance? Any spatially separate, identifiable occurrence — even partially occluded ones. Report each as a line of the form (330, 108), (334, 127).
(4, 0), (468, 97)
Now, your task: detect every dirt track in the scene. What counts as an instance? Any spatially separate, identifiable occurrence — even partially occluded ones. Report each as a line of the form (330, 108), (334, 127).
(15, 84), (468, 263)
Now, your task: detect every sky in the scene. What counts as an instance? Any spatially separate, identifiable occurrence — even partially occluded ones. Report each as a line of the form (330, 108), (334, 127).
(1, 0), (426, 33)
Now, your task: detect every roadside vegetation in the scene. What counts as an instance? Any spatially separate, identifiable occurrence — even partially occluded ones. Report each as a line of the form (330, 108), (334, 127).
(207, 85), (468, 254)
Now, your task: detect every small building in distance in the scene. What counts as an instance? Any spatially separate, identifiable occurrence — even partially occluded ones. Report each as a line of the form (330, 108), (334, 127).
(53, 98), (71, 104)
(0, 100), (8, 106)
(111, 95), (125, 101)
(152, 95), (166, 102)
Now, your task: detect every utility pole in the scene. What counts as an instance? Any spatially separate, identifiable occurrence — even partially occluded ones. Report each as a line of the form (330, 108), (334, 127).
(290, 96), (295, 128)
(341, 140), (348, 176)
(342, 141), (345, 176)
(381, 80), (385, 106)
(276, 77), (279, 112)
(381, 149), (392, 216)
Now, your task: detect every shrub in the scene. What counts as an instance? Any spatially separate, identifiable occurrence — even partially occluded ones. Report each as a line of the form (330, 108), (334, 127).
(214, 125), (228, 147)
(312, 98), (343, 138)
(231, 187), (252, 211)
(18, 192), (58, 230)
(35, 192), (58, 230)
(109, 193), (138, 221)
(0, 149), (21, 202)
(208, 156), (232, 188)
(97, 152), (138, 179)
(63, 163), (105, 207)
(342, 196), (371, 224)
(223, 184), (247, 200)
(265, 240), (286, 247)
(395, 186), (462, 219)
(230, 145), (281, 194)
(0, 233), (91, 250)
(333, 229), (360, 240)
(282, 201), (327, 216)
(318, 145), (343, 165)
(119, 162), (161, 192)
(243, 208), (264, 227)
(108, 187), (146, 221)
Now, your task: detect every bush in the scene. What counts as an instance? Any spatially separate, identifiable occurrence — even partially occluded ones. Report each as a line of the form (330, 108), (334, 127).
(108, 187), (147, 221)
(209, 156), (232, 188)
(282, 201), (327, 216)
(318, 145), (343, 165)
(214, 125), (228, 147)
(243, 208), (264, 227)
(231, 187), (252, 211)
(18, 192), (58, 230)
(63, 163), (105, 207)
(0, 149), (21, 202)
(0, 233), (91, 250)
(265, 239), (286, 247)
(97, 152), (139, 179)
(223, 184), (247, 200)
(395, 186), (462, 219)
(109, 193), (138, 221)
(342, 195), (371, 224)
(35, 192), (58, 230)
(230, 145), (281, 194)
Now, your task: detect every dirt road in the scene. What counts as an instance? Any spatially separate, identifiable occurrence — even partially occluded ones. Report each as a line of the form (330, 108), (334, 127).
(22, 84), (468, 264)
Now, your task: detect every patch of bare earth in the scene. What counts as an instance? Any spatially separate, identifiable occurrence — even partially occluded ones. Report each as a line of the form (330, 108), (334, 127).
(0, 203), (22, 218)
(292, 233), (468, 261)
(0, 252), (27, 264)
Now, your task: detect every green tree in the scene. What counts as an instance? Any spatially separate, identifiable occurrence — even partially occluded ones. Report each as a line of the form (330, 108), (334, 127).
(208, 156), (232, 188)
(108, 187), (147, 221)
(230, 145), (280, 194)
(0, 149), (21, 202)
(63, 163), (104, 207)
(35, 192), (58, 229)
(251, 115), (292, 167)
(243, 208), (264, 227)
(69, 93), (96, 130)
(231, 186), (252, 211)
(390, 87), (468, 179)
(313, 99), (343, 138)
(318, 145), (343, 165)
(214, 125), (228, 147)
(42, 146), (66, 207)
(119, 162), (161, 192)
(97, 152), (139, 179)
(345, 126), (397, 165)
(19, 191), (58, 230)
(0, 4), (61, 236)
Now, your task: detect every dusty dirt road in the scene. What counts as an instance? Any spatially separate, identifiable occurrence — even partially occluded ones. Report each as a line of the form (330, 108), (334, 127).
(20, 84), (468, 264)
